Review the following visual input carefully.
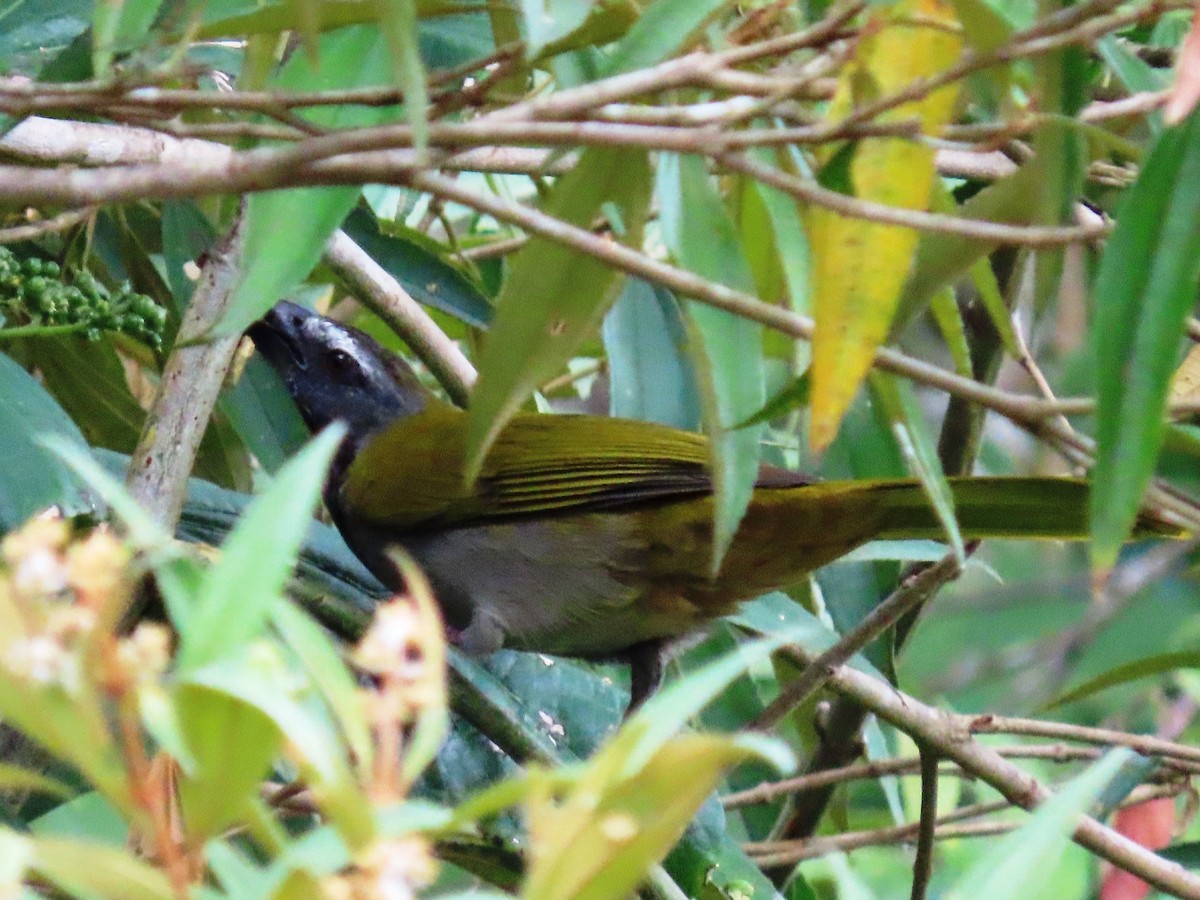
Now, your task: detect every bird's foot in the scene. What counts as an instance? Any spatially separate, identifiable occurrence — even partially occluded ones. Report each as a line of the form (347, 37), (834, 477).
(625, 640), (667, 717)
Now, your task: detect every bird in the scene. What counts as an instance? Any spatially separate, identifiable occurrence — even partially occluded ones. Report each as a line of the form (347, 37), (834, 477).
(247, 300), (1180, 708)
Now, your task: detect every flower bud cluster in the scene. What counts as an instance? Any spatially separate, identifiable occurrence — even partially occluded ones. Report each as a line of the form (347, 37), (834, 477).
(0, 248), (168, 349)
(0, 518), (168, 691)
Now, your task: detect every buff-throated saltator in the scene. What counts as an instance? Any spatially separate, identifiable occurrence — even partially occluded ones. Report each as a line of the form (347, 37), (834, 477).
(248, 301), (1180, 707)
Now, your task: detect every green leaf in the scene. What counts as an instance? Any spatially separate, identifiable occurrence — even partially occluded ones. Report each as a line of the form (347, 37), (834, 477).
(161, 200), (217, 309)
(341, 206), (493, 328)
(946, 750), (1130, 900)
(746, 154), (813, 318)
(186, 657), (377, 851)
(603, 0), (729, 76)
(965, 244), (1019, 355)
(0, 665), (134, 812)
(375, 0), (429, 150)
(0, 765), (74, 801)
(601, 278), (700, 430)
(1097, 35), (1165, 134)
(1091, 113), (1200, 572)
(465, 146), (652, 479)
(736, 373), (809, 429)
(1045, 651), (1200, 710)
(218, 25), (395, 337)
(261, 800), (449, 887)
(29, 792), (127, 843)
(207, 840), (271, 896)
(0, 0), (90, 77)
(838, 539), (955, 564)
(951, 0), (1012, 51)
(617, 628), (803, 771)
(865, 718), (906, 826)
(730, 595), (888, 683)
(930, 288), (973, 376)
(92, 0), (164, 73)
(895, 157), (1048, 333)
(286, 0), (323, 63)
(270, 868), (326, 899)
(0, 352), (97, 532)
(30, 834), (174, 899)
(657, 152), (764, 574)
(522, 0), (592, 58)
(175, 684), (284, 840)
(223, 355), (311, 474)
(524, 733), (776, 900)
(12, 337), (145, 454)
(198, 0), (475, 37)
(176, 425), (344, 672)
(521, 635), (797, 900)
(44, 438), (167, 551)
(271, 601), (374, 773)
(528, 0), (638, 61)
(1161, 841), (1200, 869)
(664, 793), (791, 900)
(920, 179), (1017, 357)
(870, 373), (964, 563)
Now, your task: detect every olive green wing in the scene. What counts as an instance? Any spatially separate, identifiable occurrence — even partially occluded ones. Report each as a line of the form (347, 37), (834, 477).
(341, 407), (731, 531)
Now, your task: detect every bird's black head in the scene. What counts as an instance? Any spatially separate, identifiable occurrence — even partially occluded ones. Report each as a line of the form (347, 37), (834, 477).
(248, 301), (430, 441)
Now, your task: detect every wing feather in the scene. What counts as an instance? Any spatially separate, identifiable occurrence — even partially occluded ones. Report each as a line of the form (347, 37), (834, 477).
(342, 407), (723, 530)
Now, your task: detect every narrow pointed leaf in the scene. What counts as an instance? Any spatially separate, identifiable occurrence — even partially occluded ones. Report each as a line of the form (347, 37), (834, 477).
(1045, 651), (1200, 710)
(808, 0), (962, 450)
(0, 353), (97, 532)
(176, 426), (343, 672)
(375, 0), (429, 150)
(870, 372), (964, 563)
(217, 25), (394, 336)
(1091, 112), (1200, 572)
(895, 157), (1047, 334)
(658, 152), (764, 573)
(32, 836), (174, 900)
(175, 684), (284, 840)
(603, 0), (729, 76)
(93, 0), (163, 74)
(601, 279), (701, 430)
(465, 147), (652, 479)
(947, 751), (1130, 900)
(521, 0), (591, 58)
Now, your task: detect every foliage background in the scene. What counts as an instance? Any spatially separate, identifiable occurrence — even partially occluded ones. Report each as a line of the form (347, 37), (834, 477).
(1, 0), (1200, 898)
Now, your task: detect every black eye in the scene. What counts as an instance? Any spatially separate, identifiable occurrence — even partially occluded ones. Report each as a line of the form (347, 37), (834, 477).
(324, 348), (359, 379)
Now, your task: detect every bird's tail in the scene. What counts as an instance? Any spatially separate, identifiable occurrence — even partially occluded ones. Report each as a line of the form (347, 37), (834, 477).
(857, 476), (1185, 542)
(717, 476), (1185, 593)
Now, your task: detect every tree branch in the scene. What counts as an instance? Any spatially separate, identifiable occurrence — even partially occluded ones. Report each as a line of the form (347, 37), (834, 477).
(794, 654), (1200, 897)
(124, 209), (246, 529)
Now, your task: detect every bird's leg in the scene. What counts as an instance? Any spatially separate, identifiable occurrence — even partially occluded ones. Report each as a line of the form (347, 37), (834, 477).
(626, 640), (667, 716)
(450, 609), (506, 657)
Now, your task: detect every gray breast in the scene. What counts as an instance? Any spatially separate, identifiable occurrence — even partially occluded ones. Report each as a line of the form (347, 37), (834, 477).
(395, 515), (670, 658)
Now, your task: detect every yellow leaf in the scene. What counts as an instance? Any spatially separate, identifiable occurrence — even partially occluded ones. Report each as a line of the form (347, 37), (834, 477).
(523, 734), (755, 900)
(809, 0), (962, 451)
(1170, 343), (1200, 404)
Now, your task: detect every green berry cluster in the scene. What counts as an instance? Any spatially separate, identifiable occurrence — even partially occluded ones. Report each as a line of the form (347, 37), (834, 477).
(0, 247), (168, 350)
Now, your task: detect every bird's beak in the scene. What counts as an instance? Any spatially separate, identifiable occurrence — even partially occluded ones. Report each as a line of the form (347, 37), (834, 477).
(247, 301), (314, 371)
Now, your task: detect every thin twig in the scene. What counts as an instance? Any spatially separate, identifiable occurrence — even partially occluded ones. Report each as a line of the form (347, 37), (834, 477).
(722, 743), (1199, 808)
(910, 744), (938, 900)
(968, 715), (1200, 766)
(751, 549), (967, 730)
(747, 783), (1184, 866)
(0, 206), (95, 243)
(794, 656), (1200, 896)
